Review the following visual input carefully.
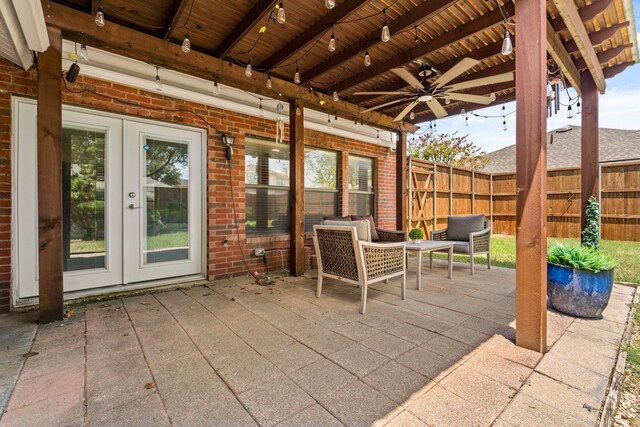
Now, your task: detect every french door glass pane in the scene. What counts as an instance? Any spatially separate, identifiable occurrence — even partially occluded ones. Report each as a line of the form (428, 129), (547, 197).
(143, 138), (189, 264)
(63, 127), (106, 271)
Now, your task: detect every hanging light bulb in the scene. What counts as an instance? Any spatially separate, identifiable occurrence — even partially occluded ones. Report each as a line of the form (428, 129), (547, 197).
(154, 66), (163, 91)
(327, 115), (332, 129)
(364, 49), (371, 67)
(465, 115), (469, 126)
(296, 107), (302, 116)
(181, 34), (191, 53)
(461, 107), (466, 116)
(501, 28), (513, 56)
(79, 33), (89, 62)
(266, 76), (273, 89)
(576, 99), (581, 114)
(294, 63), (301, 84)
(490, 91), (496, 101)
(259, 99), (265, 117)
(502, 118), (507, 131)
(444, 97), (451, 105)
(276, 1), (286, 24)
(433, 121), (437, 132)
(325, 0), (335, 9)
(245, 61), (252, 78)
(409, 110), (415, 120)
(328, 29), (336, 52)
(376, 130), (380, 141)
(95, 3), (105, 27)
(567, 105), (574, 119)
(332, 90), (339, 102)
(213, 79), (220, 96)
(381, 10), (391, 42)
(353, 119), (357, 130)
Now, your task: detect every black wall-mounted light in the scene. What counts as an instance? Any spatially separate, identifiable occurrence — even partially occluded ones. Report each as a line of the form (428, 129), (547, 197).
(222, 133), (235, 161)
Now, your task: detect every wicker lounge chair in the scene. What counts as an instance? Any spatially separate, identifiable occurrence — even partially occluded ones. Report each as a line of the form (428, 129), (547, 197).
(430, 215), (491, 275)
(313, 224), (406, 314)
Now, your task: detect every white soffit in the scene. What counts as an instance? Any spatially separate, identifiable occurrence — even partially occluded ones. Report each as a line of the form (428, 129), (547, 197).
(0, 0), (34, 69)
(60, 40), (396, 148)
(12, 0), (50, 53)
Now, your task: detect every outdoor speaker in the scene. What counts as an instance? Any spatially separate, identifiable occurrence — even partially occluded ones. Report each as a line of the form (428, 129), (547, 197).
(66, 63), (80, 83)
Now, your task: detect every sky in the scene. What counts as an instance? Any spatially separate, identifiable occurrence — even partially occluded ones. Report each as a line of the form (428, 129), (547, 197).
(413, 0), (640, 154)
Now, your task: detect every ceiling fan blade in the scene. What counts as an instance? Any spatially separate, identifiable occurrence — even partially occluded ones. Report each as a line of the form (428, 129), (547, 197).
(426, 98), (448, 119)
(390, 68), (425, 90)
(352, 91), (414, 96)
(444, 92), (495, 105)
(433, 57), (481, 89)
(393, 100), (419, 122)
(444, 72), (514, 92)
(360, 96), (417, 113)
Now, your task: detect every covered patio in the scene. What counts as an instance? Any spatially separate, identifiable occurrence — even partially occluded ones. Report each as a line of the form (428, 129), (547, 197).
(0, 261), (635, 426)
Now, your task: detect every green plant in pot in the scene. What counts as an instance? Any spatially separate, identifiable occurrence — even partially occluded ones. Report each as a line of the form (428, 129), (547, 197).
(547, 197), (616, 318)
(408, 228), (424, 243)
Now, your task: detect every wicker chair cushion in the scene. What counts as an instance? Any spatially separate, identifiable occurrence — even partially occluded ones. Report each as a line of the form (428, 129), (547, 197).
(323, 220), (371, 241)
(350, 215), (380, 241)
(446, 215), (485, 242)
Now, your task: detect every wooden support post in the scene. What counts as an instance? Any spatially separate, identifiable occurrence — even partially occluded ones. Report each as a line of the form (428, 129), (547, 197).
(37, 27), (64, 323)
(408, 157), (413, 231)
(471, 170), (475, 214)
(433, 162), (437, 235)
(396, 131), (407, 231)
(515, 0), (548, 353)
(449, 165), (453, 215)
(289, 99), (305, 276)
(580, 71), (599, 244)
(340, 151), (349, 216)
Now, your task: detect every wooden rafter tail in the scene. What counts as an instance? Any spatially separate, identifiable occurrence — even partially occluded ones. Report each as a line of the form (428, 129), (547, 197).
(552, 0), (606, 93)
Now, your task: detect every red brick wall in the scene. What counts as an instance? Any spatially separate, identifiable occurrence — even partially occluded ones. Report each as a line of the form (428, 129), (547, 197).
(0, 58), (397, 311)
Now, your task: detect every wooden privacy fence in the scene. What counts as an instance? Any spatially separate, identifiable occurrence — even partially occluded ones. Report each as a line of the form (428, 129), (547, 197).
(407, 158), (640, 242)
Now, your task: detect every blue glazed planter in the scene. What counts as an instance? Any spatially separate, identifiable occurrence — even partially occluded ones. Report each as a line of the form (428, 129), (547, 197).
(547, 262), (614, 318)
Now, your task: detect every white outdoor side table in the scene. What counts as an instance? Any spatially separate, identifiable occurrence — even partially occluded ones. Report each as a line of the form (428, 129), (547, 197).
(405, 240), (454, 290)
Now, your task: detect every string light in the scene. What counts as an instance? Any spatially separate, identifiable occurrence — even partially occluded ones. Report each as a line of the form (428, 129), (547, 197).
(94, 1), (105, 27)
(258, 99), (265, 117)
(409, 111), (415, 120)
(332, 82), (339, 102)
(353, 119), (357, 130)
(501, 28), (513, 56)
(276, 1), (286, 25)
(245, 61), (253, 78)
(465, 115), (469, 126)
(325, 0), (335, 9)
(490, 91), (496, 101)
(502, 118), (507, 131)
(567, 105), (573, 119)
(154, 66), (163, 91)
(266, 75), (273, 89)
(461, 107), (466, 116)
(414, 26), (419, 45)
(213, 80), (220, 96)
(444, 97), (451, 105)
(381, 10), (391, 42)
(364, 49), (371, 67)
(327, 114), (332, 129)
(294, 63), (300, 84)
(328, 28), (336, 52)
(576, 99), (581, 114)
(79, 33), (89, 62)
(181, 27), (191, 53)
(296, 107), (302, 116)
(376, 130), (380, 141)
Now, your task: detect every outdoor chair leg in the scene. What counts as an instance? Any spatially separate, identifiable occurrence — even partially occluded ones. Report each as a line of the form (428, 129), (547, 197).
(384, 279), (389, 283)
(316, 275), (323, 298)
(470, 255), (475, 275)
(401, 273), (406, 300)
(360, 282), (368, 314)
(429, 252), (433, 269)
(487, 253), (491, 269)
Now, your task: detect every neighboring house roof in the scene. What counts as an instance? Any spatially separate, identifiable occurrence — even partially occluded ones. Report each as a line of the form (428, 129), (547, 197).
(484, 126), (640, 173)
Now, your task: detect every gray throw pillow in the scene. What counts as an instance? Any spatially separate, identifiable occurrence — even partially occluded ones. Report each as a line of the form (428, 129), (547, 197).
(323, 215), (351, 221)
(350, 215), (379, 241)
(446, 215), (485, 242)
(323, 220), (371, 242)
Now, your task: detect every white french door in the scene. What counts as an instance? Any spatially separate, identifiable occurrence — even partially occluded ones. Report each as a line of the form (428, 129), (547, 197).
(15, 99), (204, 299)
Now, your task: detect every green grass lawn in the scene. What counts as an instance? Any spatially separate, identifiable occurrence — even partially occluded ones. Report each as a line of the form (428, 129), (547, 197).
(70, 231), (188, 253)
(433, 234), (640, 284)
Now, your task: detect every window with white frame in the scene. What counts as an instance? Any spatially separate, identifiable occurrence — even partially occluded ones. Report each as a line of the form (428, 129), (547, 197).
(304, 148), (338, 231)
(348, 155), (375, 217)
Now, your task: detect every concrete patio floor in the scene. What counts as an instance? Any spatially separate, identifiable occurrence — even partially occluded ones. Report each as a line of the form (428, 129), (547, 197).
(0, 260), (635, 426)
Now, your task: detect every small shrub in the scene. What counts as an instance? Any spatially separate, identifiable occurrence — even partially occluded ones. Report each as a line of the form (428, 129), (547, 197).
(408, 228), (424, 241)
(547, 242), (615, 273)
(582, 196), (600, 250)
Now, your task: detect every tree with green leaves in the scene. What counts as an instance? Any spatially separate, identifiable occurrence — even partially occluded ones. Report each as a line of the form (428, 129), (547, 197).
(408, 132), (489, 170)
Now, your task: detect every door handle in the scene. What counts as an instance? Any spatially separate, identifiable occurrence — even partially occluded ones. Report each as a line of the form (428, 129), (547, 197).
(128, 204), (141, 210)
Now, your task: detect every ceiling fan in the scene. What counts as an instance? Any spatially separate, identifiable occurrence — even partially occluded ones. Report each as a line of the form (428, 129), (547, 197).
(353, 57), (514, 121)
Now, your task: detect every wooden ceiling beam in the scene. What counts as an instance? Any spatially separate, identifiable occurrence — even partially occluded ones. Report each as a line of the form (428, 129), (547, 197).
(546, 20), (581, 95)
(550, 0), (613, 32)
(213, 0), (278, 59)
(574, 43), (633, 70)
(552, 0), (606, 93)
(163, 0), (188, 41)
(334, 3), (513, 93)
(259, 0), (369, 71)
(603, 61), (633, 78)
(301, 0), (460, 85)
(44, 2), (416, 132)
(564, 22), (629, 53)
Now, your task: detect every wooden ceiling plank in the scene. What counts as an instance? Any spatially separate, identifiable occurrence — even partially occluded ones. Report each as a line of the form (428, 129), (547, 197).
(550, 0), (613, 32)
(213, 0), (278, 59)
(163, 0), (188, 41)
(552, 0), (606, 93)
(564, 22), (629, 53)
(301, 0), (459, 85)
(334, 3), (513, 93)
(44, 2), (416, 132)
(259, 0), (369, 71)
(546, 20), (581, 95)
(573, 43), (633, 70)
